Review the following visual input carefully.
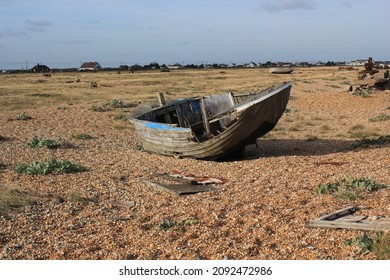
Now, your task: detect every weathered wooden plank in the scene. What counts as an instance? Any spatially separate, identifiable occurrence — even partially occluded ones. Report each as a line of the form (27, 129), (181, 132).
(307, 206), (390, 231)
(143, 180), (218, 195)
(157, 92), (166, 106)
(307, 219), (390, 231)
(317, 206), (359, 221)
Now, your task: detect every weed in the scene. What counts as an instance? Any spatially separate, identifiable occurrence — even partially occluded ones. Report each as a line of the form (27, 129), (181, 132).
(351, 135), (390, 149)
(348, 125), (378, 139)
(113, 125), (126, 130)
(27, 136), (62, 149)
(319, 125), (330, 132)
(353, 89), (371, 98)
(288, 123), (301, 131)
(181, 218), (197, 226)
(90, 99), (132, 112)
(13, 159), (86, 175)
(114, 113), (127, 121)
(72, 133), (93, 140)
(318, 177), (389, 200)
(345, 234), (373, 254)
(8, 113), (33, 121)
(134, 145), (143, 151)
(369, 113), (390, 122)
(68, 192), (88, 203)
(373, 232), (390, 260)
(157, 218), (176, 230)
(306, 136), (319, 142)
(0, 185), (37, 216)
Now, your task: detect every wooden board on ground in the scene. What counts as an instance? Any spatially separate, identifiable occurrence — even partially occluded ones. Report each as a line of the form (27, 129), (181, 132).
(143, 179), (219, 195)
(307, 206), (390, 231)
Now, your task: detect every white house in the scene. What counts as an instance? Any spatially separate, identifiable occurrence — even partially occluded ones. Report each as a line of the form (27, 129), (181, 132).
(78, 61), (103, 71)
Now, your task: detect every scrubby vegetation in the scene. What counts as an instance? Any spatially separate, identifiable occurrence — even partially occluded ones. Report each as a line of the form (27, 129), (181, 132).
(0, 185), (37, 216)
(318, 177), (389, 200)
(351, 135), (390, 149)
(27, 136), (63, 149)
(13, 159), (86, 175)
(90, 99), (132, 112)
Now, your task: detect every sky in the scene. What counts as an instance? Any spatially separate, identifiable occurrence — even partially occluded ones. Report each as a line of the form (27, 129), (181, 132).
(0, 0), (389, 69)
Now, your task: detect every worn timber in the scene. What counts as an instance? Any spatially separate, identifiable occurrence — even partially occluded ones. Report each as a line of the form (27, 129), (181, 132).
(307, 206), (390, 231)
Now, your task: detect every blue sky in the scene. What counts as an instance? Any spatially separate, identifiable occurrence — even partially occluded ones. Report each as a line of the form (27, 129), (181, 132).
(0, 0), (389, 69)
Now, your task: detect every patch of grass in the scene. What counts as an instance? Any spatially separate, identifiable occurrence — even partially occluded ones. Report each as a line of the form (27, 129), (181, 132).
(13, 159), (86, 175)
(114, 113), (128, 121)
(353, 89), (371, 98)
(8, 113), (33, 121)
(288, 123), (301, 131)
(306, 136), (319, 142)
(72, 133), (93, 140)
(369, 113), (390, 122)
(351, 135), (390, 149)
(345, 234), (373, 254)
(319, 124), (330, 132)
(26, 136), (62, 149)
(317, 177), (389, 200)
(156, 218), (176, 231)
(0, 185), (37, 216)
(373, 232), (390, 260)
(68, 192), (88, 203)
(113, 125), (127, 130)
(345, 232), (390, 259)
(348, 125), (378, 139)
(90, 99), (132, 112)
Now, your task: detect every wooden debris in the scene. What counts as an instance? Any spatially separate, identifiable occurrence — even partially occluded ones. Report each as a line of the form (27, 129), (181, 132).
(307, 206), (390, 231)
(144, 180), (219, 195)
(163, 170), (227, 184)
(144, 171), (225, 195)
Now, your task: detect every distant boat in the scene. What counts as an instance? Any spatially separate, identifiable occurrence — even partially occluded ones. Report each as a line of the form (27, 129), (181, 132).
(269, 67), (293, 74)
(131, 82), (291, 160)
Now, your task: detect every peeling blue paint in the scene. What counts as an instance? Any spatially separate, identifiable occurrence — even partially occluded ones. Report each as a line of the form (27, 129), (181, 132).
(144, 122), (188, 131)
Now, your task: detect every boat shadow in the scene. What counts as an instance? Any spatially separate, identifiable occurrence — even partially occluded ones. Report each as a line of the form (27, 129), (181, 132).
(219, 138), (384, 161)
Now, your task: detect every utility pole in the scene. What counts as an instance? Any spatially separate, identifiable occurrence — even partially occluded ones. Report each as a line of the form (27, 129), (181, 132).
(26, 61), (28, 70)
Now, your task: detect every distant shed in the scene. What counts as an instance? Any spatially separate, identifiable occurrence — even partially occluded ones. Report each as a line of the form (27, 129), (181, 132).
(79, 62), (103, 71)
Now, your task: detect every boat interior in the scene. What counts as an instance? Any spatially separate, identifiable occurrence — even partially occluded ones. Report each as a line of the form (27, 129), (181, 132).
(136, 90), (264, 141)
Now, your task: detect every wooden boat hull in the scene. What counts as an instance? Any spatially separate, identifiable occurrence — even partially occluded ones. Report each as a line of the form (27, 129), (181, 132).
(131, 82), (291, 160)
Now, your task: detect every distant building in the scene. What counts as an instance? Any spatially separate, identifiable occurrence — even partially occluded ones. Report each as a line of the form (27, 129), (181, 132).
(168, 63), (183, 69)
(349, 59), (367, 66)
(244, 62), (258, 68)
(79, 61), (102, 71)
(31, 63), (51, 73)
(119, 65), (129, 70)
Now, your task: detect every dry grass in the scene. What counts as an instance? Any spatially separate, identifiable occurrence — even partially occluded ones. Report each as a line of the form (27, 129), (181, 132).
(0, 185), (37, 216)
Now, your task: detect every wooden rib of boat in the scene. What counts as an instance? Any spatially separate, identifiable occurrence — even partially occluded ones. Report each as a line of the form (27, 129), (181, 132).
(268, 67), (293, 74)
(131, 81), (291, 160)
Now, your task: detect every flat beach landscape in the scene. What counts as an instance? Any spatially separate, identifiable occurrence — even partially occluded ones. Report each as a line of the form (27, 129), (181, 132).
(0, 67), (389, 260)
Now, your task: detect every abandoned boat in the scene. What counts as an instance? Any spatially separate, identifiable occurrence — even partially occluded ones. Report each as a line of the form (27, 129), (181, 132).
(268, 67), (293, 74)
(131, 81), (292, 160)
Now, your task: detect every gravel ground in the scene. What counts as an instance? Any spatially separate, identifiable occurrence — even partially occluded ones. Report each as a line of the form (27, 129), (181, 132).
(0, 69), (389, 260)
